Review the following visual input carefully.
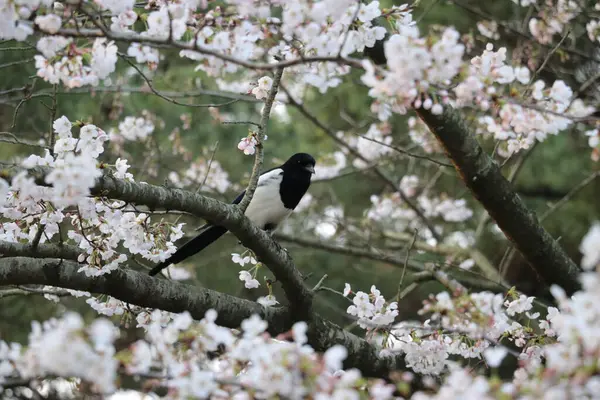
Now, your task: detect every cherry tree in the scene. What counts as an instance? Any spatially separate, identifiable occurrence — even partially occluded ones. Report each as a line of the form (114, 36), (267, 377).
(1, 0), (600, 398)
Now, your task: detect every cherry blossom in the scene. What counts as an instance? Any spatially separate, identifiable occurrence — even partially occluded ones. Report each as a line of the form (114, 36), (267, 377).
(580, 222), (600, 270)
(109, 115), (155, 141)
(34, 14), (61, 34)
(239, 270), (260, 289)
(251, 76), (274, 100)
(237, 135), (259, 155)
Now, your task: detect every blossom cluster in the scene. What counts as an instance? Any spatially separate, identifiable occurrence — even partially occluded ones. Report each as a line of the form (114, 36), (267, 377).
(109, 115), (155, 142)
(523, 0), (580, 45)
(0, 116), (185, 276)
(167, 157), (232, 194)
(340, 222), (600, 396)
(411, 266), (600, 398)
(5, 116), (106, 226)
(68, 201), (186, 276)
(345, 284), (399, 330)
(587, 3), (600, 45)
(0, 0), (52, 41)
(0, 312), (117, 393)
(4, 0), (597, 162)
(367, 175), (473, 245)
(237, 261), (260, 290)
(0, 310), (396, 399)
(35, 38), (118, 88)
(361, 13), (464, 119)
(231, 252), (279, 306)
(451, 43), (595, 157)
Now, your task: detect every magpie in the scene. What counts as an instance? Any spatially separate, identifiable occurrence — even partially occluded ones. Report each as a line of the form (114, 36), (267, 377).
(148, 152), (316, 276)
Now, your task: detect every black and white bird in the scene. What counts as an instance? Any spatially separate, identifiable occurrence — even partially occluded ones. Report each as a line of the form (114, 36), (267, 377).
(148, 152), (316, 276)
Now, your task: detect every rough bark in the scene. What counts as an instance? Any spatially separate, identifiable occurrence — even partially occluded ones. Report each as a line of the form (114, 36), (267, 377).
(11, 166), (314, 316)
(0, 253), (414, 382)
(416, 106), (581, 294)
(0, 240), (81, 261)
(0, 256), (288, 332)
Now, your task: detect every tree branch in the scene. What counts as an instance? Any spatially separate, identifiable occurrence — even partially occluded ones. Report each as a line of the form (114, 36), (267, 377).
(238, 67), (284, 213)
(415, 106), (581, 294)
(45, 28), (364, 71)
(0, 255), (290, 332)
(0, 286), (73, 299)
(0, 240), (81, 260)
(7, 167), (314, 316)
(0, 255), (418, 384)
(276, 233), (509, 293)
(118, 54), (240, 108)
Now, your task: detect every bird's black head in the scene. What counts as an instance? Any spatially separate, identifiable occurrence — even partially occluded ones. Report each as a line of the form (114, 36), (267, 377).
(282, 153), (316, 175)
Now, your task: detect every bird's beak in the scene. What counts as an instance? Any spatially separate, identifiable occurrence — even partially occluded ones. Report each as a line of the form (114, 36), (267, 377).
(305, 165), (315, 174)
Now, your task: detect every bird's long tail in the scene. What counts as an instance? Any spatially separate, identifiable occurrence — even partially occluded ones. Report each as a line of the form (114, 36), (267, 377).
(148, 225), (228, 276)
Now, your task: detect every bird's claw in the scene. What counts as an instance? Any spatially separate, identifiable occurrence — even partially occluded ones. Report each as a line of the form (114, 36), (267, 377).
(273, 240), (292, 259)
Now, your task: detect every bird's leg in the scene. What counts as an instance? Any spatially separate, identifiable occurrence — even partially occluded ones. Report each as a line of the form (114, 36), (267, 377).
(265, 227), (292, 259)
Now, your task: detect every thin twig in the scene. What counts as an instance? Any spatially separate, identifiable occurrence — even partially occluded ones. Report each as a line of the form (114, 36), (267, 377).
(396, 230), (418, 301)
(173, 141), (220, 227)
(238, 66), (285, 212)
(0, 86), (27, 96)
(0, 46), (35, 51)
(352, 131), (453, 167)
(0, 58), (34, 69)
(312, 163), (380, 183)
(119, 54), (240, 108)
(337, 0), (362, 57)
(502, 98), (600, 122)
(312, 274), (329, 291)
(43, 85), (260, 102)
(524, 29), (571, 95)
(278, 233), (509, 291)
(0, 286), (72, 299)
(0, 132), (48, 149)
(539, 171), (599, 222)
(222, 120), (261, 128)
(49, 84), (58, 156)
(48, 28), (365, 70)
(449, 0), (600, 64)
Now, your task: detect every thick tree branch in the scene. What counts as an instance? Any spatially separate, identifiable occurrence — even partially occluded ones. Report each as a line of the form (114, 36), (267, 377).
(0, 240), (81, 260)
(7, 167), (314, 315)
(0, 286), (73, 299)
(0, 255), (417, 384)
(415, 106), (581, 294)
(0, 255), (290, 332)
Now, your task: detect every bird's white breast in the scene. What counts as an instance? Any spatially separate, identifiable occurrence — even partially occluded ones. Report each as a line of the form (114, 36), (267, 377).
(244, 168), (292, 229)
